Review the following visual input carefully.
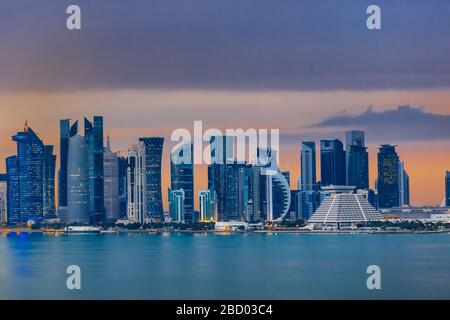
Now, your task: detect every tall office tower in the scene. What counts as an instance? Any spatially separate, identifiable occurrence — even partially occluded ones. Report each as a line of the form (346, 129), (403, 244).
(118, 156), (128, 218)
(225, 162), (246, 221)
(43, 145), (57, 218)
(398, 161), (410, 207)
(346, 130), (369, 189)
(6, 156), (19, 224)
(67, 135), (90, 224)
(59, 119), (78, 215)
(139, 137), (164, 221)
(170, 143), (194, 223)
(168, 189), (185, 222)
(127, 139), (165, 223)
(320, 139), (346, 186)
(8, 122), (45, 222)
(84, 116), (105, 223)
(127, 144), (142, 223)
(199, 189), (217, 222)
(208, 135), (235, 221)
(377, 144), (400, 208)
(0, 174), (7, 223)
(103, 136), (120, 221)
(300, 141), (316, 191)
(446, 171), (450, 207)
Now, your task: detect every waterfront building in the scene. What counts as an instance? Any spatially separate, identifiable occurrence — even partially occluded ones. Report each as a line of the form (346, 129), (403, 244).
(346, 131), (369, 190)
(67, 134), (90, 224)
(289, 189), (328, 221)
(43, 145), (56, 218)
(168, 189), (185, 223)
(0, 174), (7, 223)
(104, 136), (120, 221)
(377, 145), (400, 208)
(309, 186), (383, 228)
(446, 171), (450, 207)
(118, 156), (128, 218)
(6, 156), (19, 224)
(398, 161), (410, 207)
(59, 119), (77, 215)
(127, 138), (165, 223)
(170, 143), (194, 223)
(300, 141), (316, 191)
(199, 189), (217, 221)
(7, 122), (44, 222)
(84, 116), (105, 223)
(320, 139), (346, 186)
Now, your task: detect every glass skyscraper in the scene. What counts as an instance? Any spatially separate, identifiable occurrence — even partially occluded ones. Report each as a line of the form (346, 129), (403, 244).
(118, 156), (128, 218)
(67, 134), (90, 224)
(6, 156), (19, 224)
(170, 143), (194, 223)
(346, 130), (369, 190)
(43, 145), (56, 218)
(85, 116), (105, 222)
(138, 137), (165, 221)
(168, 189), (185, 223)
(104, 136), (120, 221)
(7, 123), (45, 222)
(320, 139), (346, 187)
(377, 144), (400, 208)
(199, 189), (217, 222)
(300, 141), (316, 191)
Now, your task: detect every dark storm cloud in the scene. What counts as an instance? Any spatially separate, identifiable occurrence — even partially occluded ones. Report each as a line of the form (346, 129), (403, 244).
(311, 105), (450, 142)
(1, 0), (450, 91)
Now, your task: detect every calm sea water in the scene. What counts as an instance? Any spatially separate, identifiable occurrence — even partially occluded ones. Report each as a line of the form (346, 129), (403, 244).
(0, 232), (450, 300)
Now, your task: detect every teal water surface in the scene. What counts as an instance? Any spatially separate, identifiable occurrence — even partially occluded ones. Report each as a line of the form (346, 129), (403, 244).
(1, 232), (450, 300)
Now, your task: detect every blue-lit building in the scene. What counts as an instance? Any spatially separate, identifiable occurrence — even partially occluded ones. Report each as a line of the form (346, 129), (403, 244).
(320, 139), (346, 187)
(139, 137), (164, 221)
(6, 156), (19, 224)
(168, 188), (185, 223)
(118, 156), (128, 218)
(6, 123), (45, 223)
(346, 130), (369, 190)
(199, 189), (217, 221)
(170, 143), (194, 223)
(377, 144), (400, 208)
(43, 145), (56, 218)
(85, 116), (105, 223)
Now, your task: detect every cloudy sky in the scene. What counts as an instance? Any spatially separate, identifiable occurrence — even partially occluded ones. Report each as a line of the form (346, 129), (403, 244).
(0, 0), (449, 206)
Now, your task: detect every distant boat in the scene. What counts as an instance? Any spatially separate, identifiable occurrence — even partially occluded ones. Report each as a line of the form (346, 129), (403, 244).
(64, 226), (101, 234)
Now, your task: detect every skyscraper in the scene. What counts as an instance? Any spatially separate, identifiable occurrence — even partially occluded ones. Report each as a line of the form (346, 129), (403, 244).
(6, 156), (19, 224)
(85, 116), (105, 222)
(59, 119), (77, 214)
(170, 143), (194, 223)
(377, 145), (400, 208)
(67, 134), (90, 224)
(118, 155), (128, 218)
(300, 141), (316, 191)
(446, 171), (450, 207)
(8, 122), (44, 222)
(320, 139), (346, 186)
(0, 174), (7, 224)
(398, 161), (410, 207)
(127, 138), (164, 223)
(43, 145), (56, 218)
(104, 136), (120, 221)
(346, 130), (369, 190)
(139, 137), (164, 221)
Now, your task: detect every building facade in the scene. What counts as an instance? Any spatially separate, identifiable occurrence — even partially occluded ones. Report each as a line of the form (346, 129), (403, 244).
(377, 145), (400, 208)
(346, 131), (369, 190)
(0, 174), (7, 223)
(320, 139), (346, 187)
(43, 145), (56, 218)
(168, 189), (185, 223)
(199, 189), (217, 221)
(300, 141), (316, 191)
(104, 136), (120, 221)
